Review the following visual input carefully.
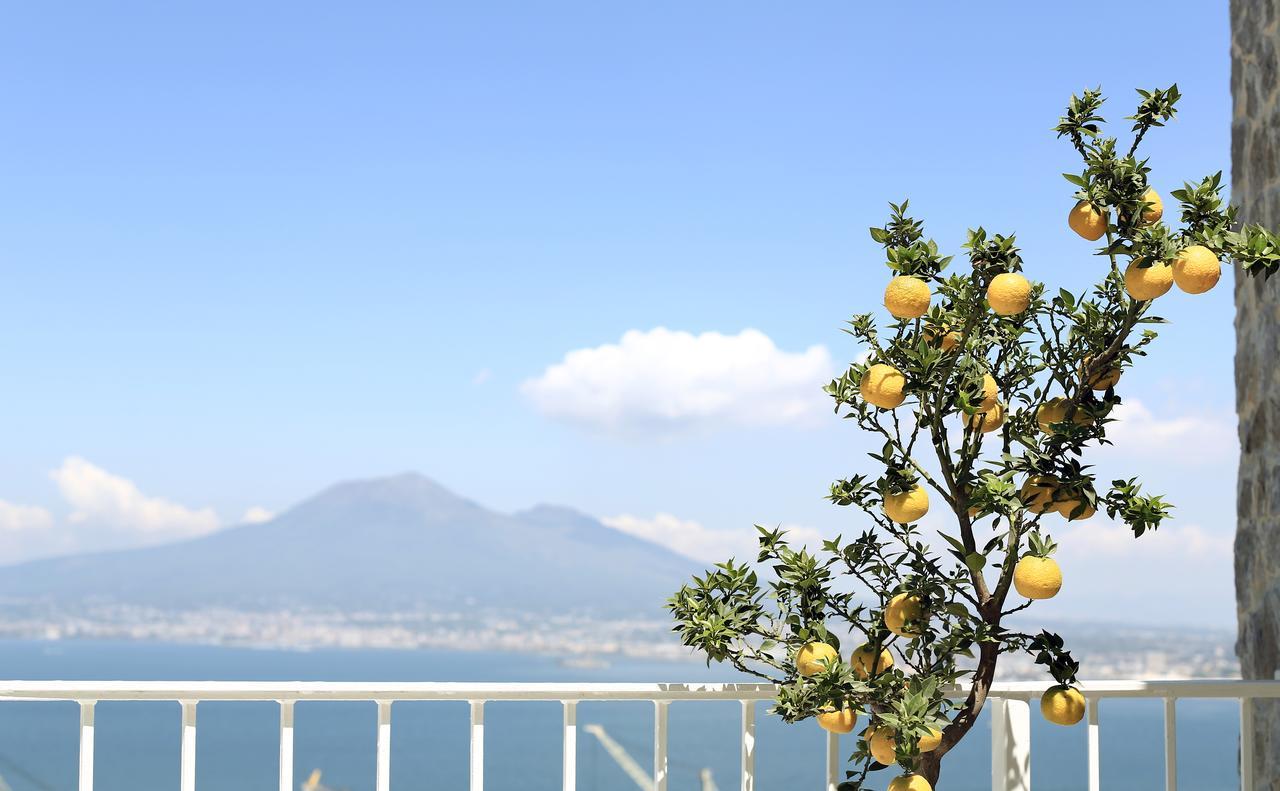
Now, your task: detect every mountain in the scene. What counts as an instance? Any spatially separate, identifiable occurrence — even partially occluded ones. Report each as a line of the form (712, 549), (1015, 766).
(0, 474), (701, 616)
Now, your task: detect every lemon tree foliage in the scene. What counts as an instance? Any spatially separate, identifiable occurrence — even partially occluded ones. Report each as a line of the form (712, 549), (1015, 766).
(668, 86), (1280, 790)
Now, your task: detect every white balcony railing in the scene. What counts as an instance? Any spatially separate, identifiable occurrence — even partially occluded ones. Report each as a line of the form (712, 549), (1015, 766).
(0, 678), (1275, 791)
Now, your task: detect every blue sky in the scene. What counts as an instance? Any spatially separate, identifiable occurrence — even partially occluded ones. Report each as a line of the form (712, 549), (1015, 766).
(0, 2), (1239, 625)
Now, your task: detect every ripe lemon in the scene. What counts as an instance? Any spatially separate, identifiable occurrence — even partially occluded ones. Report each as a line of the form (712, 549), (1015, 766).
(861, 364), (906, 409)
(918, 726), (943, 753)
(1036, 397), (1092, 434)
(978, 373), (999, 410)
(888, 774), (933, 791)
(1020, 475), (1059, 514)
(867, 726), (897, 765)
(1041, 685), (1086, 726)
(1068, 201), (1108, 241)
(885, 276), (932, 319)
(817, 707), (858, 734)
(850, 643), (894, 679)
(924, 325), (961, 352)
(885, 593), (925, 637)
(1036, 398), (1067, 433)
(1013, 556), (1062, 600)
(795, 642), (839, 676)
(1055, 495), (1096, 521)
(884, 485), (929, 524)
(1124, 261), (1173, 301)
(968, 402), (1005, 433)
(987, 273), (1031, 315)
(1172, 245), (1221, 294)
(1140, 187), (1164, 225)
(1082, 357), (1121, 390)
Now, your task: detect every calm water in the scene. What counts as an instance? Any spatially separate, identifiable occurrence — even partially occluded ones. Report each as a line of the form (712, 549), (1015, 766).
(0, 640), (1241, 790)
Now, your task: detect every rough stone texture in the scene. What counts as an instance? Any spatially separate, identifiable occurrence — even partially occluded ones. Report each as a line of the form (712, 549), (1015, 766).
(1234, 0), (1280, 787)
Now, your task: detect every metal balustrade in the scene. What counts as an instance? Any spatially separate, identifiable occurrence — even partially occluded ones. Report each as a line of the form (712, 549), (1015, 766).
(0, 679), (1275, 791)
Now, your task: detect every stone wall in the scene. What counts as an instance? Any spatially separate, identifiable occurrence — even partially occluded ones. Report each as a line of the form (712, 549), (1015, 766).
(1233, 0), (1280, 787)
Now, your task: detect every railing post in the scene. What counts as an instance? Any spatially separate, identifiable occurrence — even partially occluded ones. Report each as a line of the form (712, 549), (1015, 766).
(1163, 697), (1177, 791)
(562, 701), (577, 791)
(278, 701), (294, 791)
(1086, 696), (1100, 791)
(653, 700), (669, 791)
(376, 700), (392, 791)
(740, 700), (755, 791)
(1241, 697), (1255, 791)
(470, 700), (484, 791)
(824, 730), (838, 791)
(180, 700), (197, 791)
(990, 697), (1030, 791)
(78, 701), (95, 791)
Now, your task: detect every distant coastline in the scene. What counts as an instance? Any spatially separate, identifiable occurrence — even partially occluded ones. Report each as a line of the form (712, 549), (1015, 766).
(0, 601), (1240, 680)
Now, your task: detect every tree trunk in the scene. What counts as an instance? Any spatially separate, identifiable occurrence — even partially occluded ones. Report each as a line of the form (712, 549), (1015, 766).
(917, 639), (1000, 787)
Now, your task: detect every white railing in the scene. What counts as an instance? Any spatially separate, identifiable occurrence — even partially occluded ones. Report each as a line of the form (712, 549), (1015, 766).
(0, 678), (1274, 791)
(986, 679), (1280, 791)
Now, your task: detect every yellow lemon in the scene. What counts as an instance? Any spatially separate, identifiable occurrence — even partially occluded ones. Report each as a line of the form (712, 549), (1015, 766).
(885, 276), (932, 319)
(918, 726), (943, 753)
(884, 485), (929, 524)
(868, 726), (897, 765)
(1124, 261), (1173, 301)
(1036, 397), (1092, 434)
(885, 593), (925, 637)
(987, 273), (1031, 316)
(1013, 556), (1062, 600)
(866, 724), (942, 763)
(795, 642), (839, 676)
(924, 325), (961, 352)
(1019, 475), (1060, 514)
(1082, 357), (1121, 391)
(968, 402), (1005, 433)
(1172, 245), (1221, 294)
(888, 775), (933, 791)
(1140, 187), (1164, 225)
(1036, 398), (1068, 433)
(860, 364), (906, 409)
(1055, 495), (1096, 521)
(850, 643), (894, 679)
(817, 707), (858, 734)
(1041, 685), (1086, 726)
(978, 373), (999, 410)
(1068, 201), (1108, 241)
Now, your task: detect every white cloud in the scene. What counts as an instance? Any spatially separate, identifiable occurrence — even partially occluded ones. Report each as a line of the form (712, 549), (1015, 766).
(50, 457), (220, 540)
(241, 506), (275, 524)
(0, 501), (53, 532)
(1057, 519), (1231, 560)
(1105, 399), (1235, 462)
(602, 512), (827, 563)
(522, 328), (834, 435)
(472, 368), (492, 386)
(1032, 517), (1235, 626)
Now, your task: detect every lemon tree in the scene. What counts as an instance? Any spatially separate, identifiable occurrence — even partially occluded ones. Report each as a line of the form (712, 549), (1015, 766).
(668, 85), (1280, 790)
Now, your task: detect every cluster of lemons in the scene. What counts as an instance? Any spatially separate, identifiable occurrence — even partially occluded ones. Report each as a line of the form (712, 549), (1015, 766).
(796, 622), (940, 791)
(1070, 188), (1221, 298)
(865, 266), (1025, 439)
(826, 197), (1177, 782)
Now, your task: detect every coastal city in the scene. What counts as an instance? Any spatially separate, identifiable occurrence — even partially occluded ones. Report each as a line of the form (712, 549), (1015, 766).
(0, 602), (1239, 680)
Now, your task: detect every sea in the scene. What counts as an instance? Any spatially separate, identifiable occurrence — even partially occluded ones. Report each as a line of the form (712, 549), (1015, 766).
(0, 640), (1241, 791)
